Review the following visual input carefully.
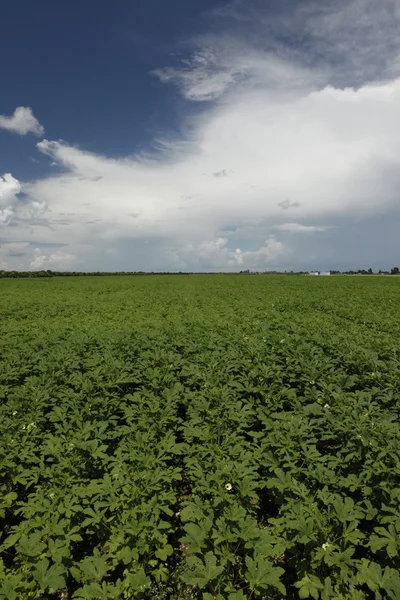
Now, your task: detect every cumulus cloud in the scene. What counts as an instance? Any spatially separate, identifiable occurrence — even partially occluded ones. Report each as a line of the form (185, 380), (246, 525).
(236, 236), (286, 267)
(0, 173), (21, 204)
(30, 200), (48, 218)
(0, 240), (74, 272)
(0, 107), (44, 136)
(30, 249), (74, 270)
(6, 72), (397, 270)
(168, 235), (285, 270)
(0, 173), (21, 224)
(4, 0), (400, 271)
(0, 173), (49, 229)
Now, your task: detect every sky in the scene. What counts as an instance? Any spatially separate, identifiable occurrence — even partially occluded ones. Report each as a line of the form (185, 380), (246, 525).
(1, 0), (400, 272)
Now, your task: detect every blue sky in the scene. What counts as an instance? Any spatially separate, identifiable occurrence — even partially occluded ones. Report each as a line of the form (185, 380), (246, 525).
(1, 0), (400, 271)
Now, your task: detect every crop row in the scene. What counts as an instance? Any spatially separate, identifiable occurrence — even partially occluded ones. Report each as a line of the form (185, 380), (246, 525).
(1, 275), (400, 600)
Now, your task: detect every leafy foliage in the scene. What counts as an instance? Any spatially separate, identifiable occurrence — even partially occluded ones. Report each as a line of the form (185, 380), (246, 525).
(0, 274), (400, 598)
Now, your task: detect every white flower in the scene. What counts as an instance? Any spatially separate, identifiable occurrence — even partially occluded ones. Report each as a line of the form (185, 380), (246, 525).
(225, 483), (233, 491)
(322, 542), (331, 551)
(324, 403), (330, 409)
(22, 422), (36, 432)
(12, 410), (18, 416)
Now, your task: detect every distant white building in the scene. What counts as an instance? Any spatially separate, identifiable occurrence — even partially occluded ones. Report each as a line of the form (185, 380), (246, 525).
(308, 271), (331, 276)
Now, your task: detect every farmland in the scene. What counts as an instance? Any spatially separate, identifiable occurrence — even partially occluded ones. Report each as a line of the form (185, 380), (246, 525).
(0, 275), (399, 600)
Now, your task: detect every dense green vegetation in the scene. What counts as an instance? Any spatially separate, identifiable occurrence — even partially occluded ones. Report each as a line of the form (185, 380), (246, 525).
(1, 275), (399, 600)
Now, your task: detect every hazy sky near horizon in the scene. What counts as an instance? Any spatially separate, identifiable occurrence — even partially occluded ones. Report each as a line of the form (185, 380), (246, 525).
(1, 0), (400, 272)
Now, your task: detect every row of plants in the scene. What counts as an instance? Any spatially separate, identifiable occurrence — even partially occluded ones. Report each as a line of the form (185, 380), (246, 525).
(0, 335), (186, 598)
(0, 275), (399, 598)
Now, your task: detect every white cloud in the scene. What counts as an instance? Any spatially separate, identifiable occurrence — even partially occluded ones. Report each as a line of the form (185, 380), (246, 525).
(153, 51), (240, 101)
(30, 200), (48, 218)
(273, 223), (330, 233)
(154, 0), (400, 103)
(30, 249), (74, 270)
(0, 208), (15, 225)
(3, 0), (400, 271)
(0, 241), (74, 272)
(239, 236), (286, 267)
(153, 43), (318, 101)
(5, 72), (397, 270)
(211, 0), (400, 87)
(0, 173), (21, 224)
(168, 235), (285, 270)
(0, 173), (49, 228)
(0, 107), (44, 136)
(0, 173), (20, 204)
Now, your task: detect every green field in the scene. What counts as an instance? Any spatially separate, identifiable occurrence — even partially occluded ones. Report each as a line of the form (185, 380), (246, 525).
(1, 275), (400, 600)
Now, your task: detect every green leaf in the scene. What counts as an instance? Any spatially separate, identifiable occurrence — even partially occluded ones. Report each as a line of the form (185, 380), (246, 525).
(16, 532), (46, 557)
(358, 560), (400, 596)
(342, 521), (365, 544)
(295, 575), (324, 600)
(370, 525), (399, 558)
(180, 522), (207, 553)
(182, 552), (224, 588)
(128, 567), (151, 591)
(245, 555), (285, 595)
(78, 552), (108, 582)
(72, 582), (109, 599)
(155, 543), (174, 561)
(331, 495), (364, 523)
(33, 558), (66, 591)
(228, 592), (247, 600)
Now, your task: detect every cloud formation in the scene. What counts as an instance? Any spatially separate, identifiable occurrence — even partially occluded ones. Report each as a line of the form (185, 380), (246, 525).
(30, 249), (74, 270)
(0, 173), (21, 224)
(153, 42), (318, 102)
(212, 0), (400, 87)
(273, 223), (330, 233)
(3, 72), (395, 271)
(3, 0), (400, 271)
(0, 107), (44, 136)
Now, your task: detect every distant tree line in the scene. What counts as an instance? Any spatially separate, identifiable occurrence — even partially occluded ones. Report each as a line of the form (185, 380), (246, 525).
(0, 270), (193, 278)
(330, 267), (399, 275)
(0, 267), (399, 278)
